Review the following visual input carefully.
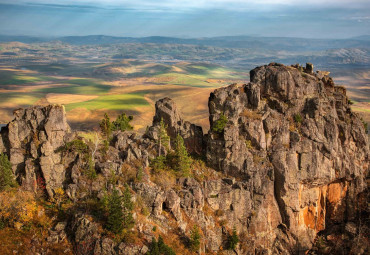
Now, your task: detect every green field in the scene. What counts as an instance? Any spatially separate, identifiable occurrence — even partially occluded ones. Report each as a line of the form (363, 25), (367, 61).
(0, 60), (248, 130)
(0, 92), (42, 105)
(35, 78), (111, 95)
(65, 92), (149, 111)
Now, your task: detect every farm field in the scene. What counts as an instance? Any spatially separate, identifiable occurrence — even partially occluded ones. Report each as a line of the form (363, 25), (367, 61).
(0, 41), (369, 134)
(0, 59), (248, 132)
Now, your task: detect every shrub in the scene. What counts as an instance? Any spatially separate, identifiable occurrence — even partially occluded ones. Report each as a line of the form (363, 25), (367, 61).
(189, 225), (201, 252)
(0, 154), (16, 191)
(0, 190), (51, 229)
(147, 236), (176, 255)
(136, 167), (143, 182)
(64, 139), (89, 154)
(294, 113), (303, 123)
(151, 170), (176, 190)
(212, 113), (228, 134)
(361, 118), (368, 134)
(226, 227), (239, 250)
(245, 139), (253, 149)
(121, 163), (137, 183)
(112, 113), (133, 132)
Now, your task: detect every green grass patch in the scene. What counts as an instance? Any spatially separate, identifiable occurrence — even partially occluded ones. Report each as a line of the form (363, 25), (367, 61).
(351, 107), (370, 113)
(0, 92), (42, 105)
(35, 78), (111, 95)
(154, 72), (213, 87)
(0, 71), (45, 86)
(182, 63), (247, 79)
(65, 92), (149, 111)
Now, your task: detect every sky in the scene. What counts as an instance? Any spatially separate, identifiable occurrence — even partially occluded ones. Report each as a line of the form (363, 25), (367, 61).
(0, 0), (369, 38)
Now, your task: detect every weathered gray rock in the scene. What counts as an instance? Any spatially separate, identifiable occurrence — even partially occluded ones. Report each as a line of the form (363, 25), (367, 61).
(71, 214), (101, 255)
(149, 97), (204, 155)
(113, 131), (157, 167)
(0, 105), (72, 197)
(206, 63), (369, 252)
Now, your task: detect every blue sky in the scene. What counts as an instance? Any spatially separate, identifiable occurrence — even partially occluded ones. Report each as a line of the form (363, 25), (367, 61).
(0, 0), (369, 38)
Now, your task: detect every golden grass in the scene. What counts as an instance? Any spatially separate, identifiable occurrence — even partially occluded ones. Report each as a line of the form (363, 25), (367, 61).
(46, 93), (98, 104)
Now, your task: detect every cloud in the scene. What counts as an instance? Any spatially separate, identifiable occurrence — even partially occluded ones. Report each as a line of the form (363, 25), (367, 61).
(1, 0), (369, 10)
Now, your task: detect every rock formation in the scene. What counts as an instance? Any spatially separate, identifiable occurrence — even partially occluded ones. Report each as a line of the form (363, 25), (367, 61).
(0, 63), (368, 255)
(0, 105), (72, 197)
(146, 97), (204, 155)
(206, 63), (369, 252)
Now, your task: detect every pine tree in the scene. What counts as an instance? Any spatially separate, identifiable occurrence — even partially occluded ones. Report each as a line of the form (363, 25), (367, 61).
(227, 227), (239, 250)
(158, 118), (170, 156)
(189, 225), (201, 252)
(147, 237), (160, 255)
(112, 113), (133, 132)
(147, 236), (176, 255)
(157, 236), (166, 251)
(100, 113), (112, 140)
(0, 153), (16, 191)
(173, 135), (191, 176)
(122, 185), (134, 229)
(106, 189), (124, 234)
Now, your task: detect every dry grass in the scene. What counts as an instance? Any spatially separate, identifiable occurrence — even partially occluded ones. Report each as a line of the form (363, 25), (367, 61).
(150, 170), (177, 190)
(46, 93), (98, 104)
(239, 109), (262, 120)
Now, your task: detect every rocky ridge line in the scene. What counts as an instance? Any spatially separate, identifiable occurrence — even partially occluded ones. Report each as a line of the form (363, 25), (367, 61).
(0, 63), (368, 254)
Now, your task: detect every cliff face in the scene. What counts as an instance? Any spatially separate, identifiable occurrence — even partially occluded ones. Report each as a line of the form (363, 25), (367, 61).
(206, 63), (369, 252)
(0, 63), (368, 255)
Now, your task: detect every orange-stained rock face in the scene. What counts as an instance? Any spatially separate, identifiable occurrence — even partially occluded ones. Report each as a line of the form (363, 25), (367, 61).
(326, 181), (348, 223)
(299, 185), (327, 232)
(303, 205), (316, 229)
(327, 182), (347, 204)
(299, 181), (349, 235)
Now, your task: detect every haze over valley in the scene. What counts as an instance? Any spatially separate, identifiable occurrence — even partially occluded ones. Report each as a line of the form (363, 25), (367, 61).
(0, 34), (369, 131)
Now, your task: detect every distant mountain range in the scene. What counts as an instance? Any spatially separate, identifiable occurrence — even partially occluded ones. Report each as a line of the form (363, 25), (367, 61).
(0, 35), (369, 51)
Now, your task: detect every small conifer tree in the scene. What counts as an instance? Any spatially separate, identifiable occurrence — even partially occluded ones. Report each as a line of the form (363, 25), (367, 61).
(189, 225), (201, 252)
(122, 185), (135, 229)
(158, 118), (170, 156)
(212, 113), (228, 134)
(0, 153), (16, 191)
(112, 113), (133, 132)
(106, 189), (124, 234)
(226, 227), (239, 250)
(100, 113), (112, 140)
(147, 237), (160, 255)
(147, 236), (176, 255)
(173, 135), (191, 176)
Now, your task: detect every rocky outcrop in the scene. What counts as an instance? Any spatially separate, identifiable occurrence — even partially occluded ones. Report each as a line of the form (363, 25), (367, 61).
(146, 97), (204, 155)
(113, 131), (159, 167)
(1, 63), (368, 255)
(0, 105), (72, 197)
(206, 63), (369, 252)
